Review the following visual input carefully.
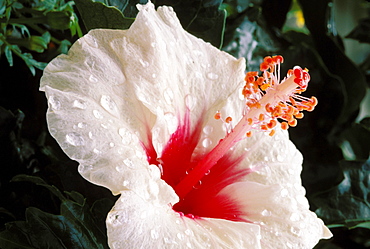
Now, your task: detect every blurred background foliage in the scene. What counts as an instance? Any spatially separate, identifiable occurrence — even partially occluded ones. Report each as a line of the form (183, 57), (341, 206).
(0, 0), (369, 248)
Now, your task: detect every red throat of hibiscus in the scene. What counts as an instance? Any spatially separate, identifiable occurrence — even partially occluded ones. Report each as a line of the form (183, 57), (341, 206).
(142, 55), (317, 222)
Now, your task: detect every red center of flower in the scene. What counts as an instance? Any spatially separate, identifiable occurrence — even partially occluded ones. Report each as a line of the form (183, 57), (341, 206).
(142, 56), (316, 222)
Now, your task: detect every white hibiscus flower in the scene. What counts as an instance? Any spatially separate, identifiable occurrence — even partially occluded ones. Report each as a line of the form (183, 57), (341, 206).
(40, 2), (332, 248)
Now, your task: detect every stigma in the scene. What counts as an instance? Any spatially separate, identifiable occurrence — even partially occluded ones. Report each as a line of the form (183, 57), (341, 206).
(174, 55), (317, 198)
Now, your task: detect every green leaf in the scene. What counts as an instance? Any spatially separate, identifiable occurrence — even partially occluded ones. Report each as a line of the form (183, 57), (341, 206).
(0, 205), (108, 249)
(12, 174), (67, 201)
(346, 18), (370, 44)
(313, 160), (370, 227)
(4, 45), (13, 66)
(74, 0), (135, 32)
(339, 121), (370, 160)
(157, 0), (226, 48)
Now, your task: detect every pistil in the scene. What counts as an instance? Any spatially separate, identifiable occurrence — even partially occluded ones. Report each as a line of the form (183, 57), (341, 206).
(174, 56), (316, 199)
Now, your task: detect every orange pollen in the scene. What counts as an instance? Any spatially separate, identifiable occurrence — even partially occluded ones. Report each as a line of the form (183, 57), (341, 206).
(281, 122), (289, 130)
(267, 119), (277, 129)
(259, 113), (265, 121)
(214, 112), (221, 120)
(288, 119), (298, 127)
(246, 131), (252, 137)
(248, 118), (253, 125)
(295, 112), (304, 119)
(269, 130), (276, 136)
(225, 117), (233, 123)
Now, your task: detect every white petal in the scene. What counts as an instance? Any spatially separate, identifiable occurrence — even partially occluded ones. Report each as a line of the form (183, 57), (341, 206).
(120, 2), (246, 149)
(107, 190), (262, 249)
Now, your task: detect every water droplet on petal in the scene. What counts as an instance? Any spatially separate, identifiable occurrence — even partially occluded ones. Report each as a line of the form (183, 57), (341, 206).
(202, 138), (212, 148)
(93, 148), (101, 154)
(88, 131), (94, 139)
(109, 142), (115, 147)
(164, 112), (178, 134)
(152, 73), (157, 78)
(48, 96), (61, 110)
(192, 180), (202, 189)
(261, 209), (272, 216)
(73, 99), (87, 109)
(123, 158), (135, 169)
(185, 94), (196, 110)
(150, 229), (159, 240)
(290, 213), (300, 221)
(290, 227), (301, 236)
(93, 110), (103, 119)
(139, 59), (149, 68)
(89, 74), (98, 83)
(77, 122), (87, 128)
(123, 180), (130, 187)
(66, 132), (85, 146)
(207, 72), (219, 80)
(151, 42), (156, 47)
(281, 188), (289, 197)
(203, 125), (213, 135)
(177, 233), (184, 240)
(100, 95), (119, 117)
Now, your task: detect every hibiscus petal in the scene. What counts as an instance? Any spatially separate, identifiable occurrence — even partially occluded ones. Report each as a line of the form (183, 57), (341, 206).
(122, 3), (246, 152)
(107, 190), (262, 249)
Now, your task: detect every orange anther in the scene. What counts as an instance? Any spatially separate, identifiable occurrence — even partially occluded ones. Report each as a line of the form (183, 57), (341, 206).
(307, 105), (315, 112)
(282, 114), (294, 122)
(260, 124), (268, 130)
(225, 117), (233, 123)
(281, 122), (289, 130)
(260, 62), (269, 71)
(259, 113), (265, 121)
(269, 129), (276, 136)
(286, 105), (294, 114)
(264, 56), (273, 64)
(214, 112), (221, 120)
(273, 55), (284, 63)
(248, 118), (253, 125)
(246, 131), (252, 137)
(256, 77), (264, 85)
(260, 83), (270, 91)
(295, 112), (304, 119)
(310, 96), (318, 106)
(267, 119), (277, 129)
(288, 119), (297, 127)
(265, 103), (273, 113)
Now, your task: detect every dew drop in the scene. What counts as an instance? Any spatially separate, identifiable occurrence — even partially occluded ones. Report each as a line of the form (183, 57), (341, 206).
(207, 72), (219, 80)
(164, 112), (178, 134)
(261, 209), (272, 216)
(139, 59), (149, 68)
(290, 213), (300, 221)
(177, 233), (184, 240)
(185, 229), (194, 236)
(100, 95), (119, 117)
(281, 188), (289, 197)
(150, 229), (159, 240)
(192, 180), (202, 189)
(77, 122), (86, 128)
(204, 170), (211, 175)
(290, 227), (301, 236)
(101, 123), (108, 129)
(109, 142), (115, 147)
(163, 88), (174, 104)
(89, 74), (98, 83)
(88, 131), (94, 139)
(203, 125), (213, 135)
(202, 138), (212, 148)
(122, 180), (129, 187)
(48, 96), (61, 110)
(185, 94), (196, 110)
(93, 110), (103, 119)
(66, 132), (85, 146)
(123, 158), (135, 169)
(152, 73), (157, 78)
(151, 42), (156, 47)
(73, 99), (87, 109)
(93, 148), (101, 154)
